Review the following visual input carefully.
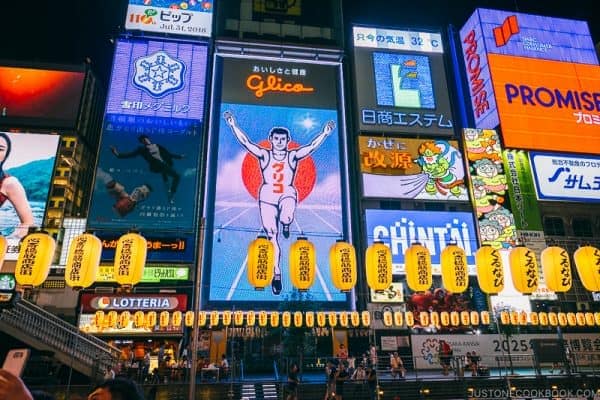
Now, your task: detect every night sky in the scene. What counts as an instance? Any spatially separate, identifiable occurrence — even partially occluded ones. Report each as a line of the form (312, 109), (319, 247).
(1, 0), (598, 88)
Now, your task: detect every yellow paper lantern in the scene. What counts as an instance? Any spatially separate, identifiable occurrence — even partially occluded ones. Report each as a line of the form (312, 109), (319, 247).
(419, 311), (430, 327)
(119, 311), (131, 328)
(146, 311), (157, 329)
(113, 232), (147, 289)
(339, 312), (349, 328)
(305, 312), (314, 328)
(480, 311), (490, 325)
(234, 311), (244, 326)
(440, 311), (450, 326)
(441, 244), (468, 294)
(405, 311), (414, 327)
(566, 312), (576, 326)
(383, 311), (393, 327)
(585, 312), (595, 326)
(247, 236), (275, 291)
(133, 311), (145, 328)
(184, 311), (195, 327)
(198, 311), (207, 327)
(558, 312), (568, 326)
(573, 246), (600, 291)
(548, 312), (558, 326)
(0, 235), (7, 269)
(247, 311), (256, 326)
(499, 311), (510, 325)
(470, 311), (480, 326)
(519, 311), (528, 325)
(361, 311), (371, 327)
(450, 311), (460, 326)
(222, 311), (232, 326)
(15, 232), (56, 288)
(258, 311), (268, 327)
(289, 237), (316, 292)
(529, 312), (539, 325)
(293, 311), (303, 327)
(317, 312), (326, 327)
(329, 240), (357, 292)
(394, 311), (404, 327)
(475, 245), (504, 294)
(510, 311), (519, 325)
(595, 312), (600, 326)
(539, 312), (549, 326)
(541, 246), (572, 292)
(404, 243), (432, 292)
(159, 311), (170, 328)
(172, 311), (182, 327)
(328, 312), (338, 327)
(430, 311), (440, 327)
(107, 311), (118, 328)
(350, 311), (360, 327)
(365, 241), (392, 291)
(270, 311), (280, 327)
(460, 311), (470, 326)
(282, 311), (291, 327)
(509, 246), (539, 294)
(210, 311), (219, 327)
(575, 312), (585, 326)
(65, 233), (102, 290)
(95, 310), (105, 327)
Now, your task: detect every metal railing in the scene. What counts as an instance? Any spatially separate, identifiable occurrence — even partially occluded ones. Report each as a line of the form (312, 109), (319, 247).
(0, 296), (120, 380)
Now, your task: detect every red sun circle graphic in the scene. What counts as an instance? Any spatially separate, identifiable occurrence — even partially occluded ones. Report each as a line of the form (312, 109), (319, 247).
(241, 140), (316, 203)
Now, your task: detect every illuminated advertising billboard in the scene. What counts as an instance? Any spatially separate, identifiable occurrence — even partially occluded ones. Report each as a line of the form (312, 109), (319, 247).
(353, 26), (454, 135)
(460, 8), (598, 129)
(359, 136), (468, 200)
(98, 233), (193, 263)
(0, 132), (59, 260)
(488, 54), (600, 154)
(105, 38), (208, 126)
(364, 209), (478, 275)
(530, 152), (600, 202)
(95, 264), (189, 283)
(0, 67), (85, 128)
(203, 54), (350, 307)
(463, 129), (517, 250)
(125, 0), (213, 38)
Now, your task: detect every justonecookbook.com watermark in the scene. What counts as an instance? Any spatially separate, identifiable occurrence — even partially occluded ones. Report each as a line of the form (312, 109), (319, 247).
(469, 388), (599, 399)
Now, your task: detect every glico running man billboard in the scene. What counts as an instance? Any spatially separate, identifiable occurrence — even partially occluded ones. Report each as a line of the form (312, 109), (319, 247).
(203, 53), (351, 308)
(460, 8), (598, 130)
(353, 26), (454, 135)
(0, 132), (59, 260)
(88, 38), (207, 248)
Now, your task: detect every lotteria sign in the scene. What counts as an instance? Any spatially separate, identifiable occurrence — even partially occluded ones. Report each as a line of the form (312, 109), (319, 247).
(488, 54), (600, 154)
(364, 209), (478, 274)
(80, 293), (187, 313)
(459, 8), (598, 130)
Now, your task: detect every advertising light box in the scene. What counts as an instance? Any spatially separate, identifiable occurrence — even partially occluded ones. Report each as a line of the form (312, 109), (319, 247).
(105, 38), (208, 125)
(353, 26), (454, 135)
(95, 264), (189, 283)
(204, 54), (350, 307)
(488, 54), (600, 154)
(530, 152), (600, 202)
(0, 132), (59, 260)
(125, 0), (213, 38)
(359, 136), (468, 200)
(460, 8), (598, 130)
(0, 67), (84, 128)
(364, 209), (478, 274)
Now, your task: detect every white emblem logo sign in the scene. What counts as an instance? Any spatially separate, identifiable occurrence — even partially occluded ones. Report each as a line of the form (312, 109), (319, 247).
(133, 51), (186, 98)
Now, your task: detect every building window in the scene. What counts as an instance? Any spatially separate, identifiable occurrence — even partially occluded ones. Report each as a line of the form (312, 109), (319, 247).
(572, 217), (593, 237)
(543, 216), (565, 236)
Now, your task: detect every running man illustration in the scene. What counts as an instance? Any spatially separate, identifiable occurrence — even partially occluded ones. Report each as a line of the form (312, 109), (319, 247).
(110, 135), (183, 204)
(223, 111), (335, 295)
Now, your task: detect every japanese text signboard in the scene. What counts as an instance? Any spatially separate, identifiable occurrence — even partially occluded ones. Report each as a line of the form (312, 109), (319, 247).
(359, 136), (468, 200)
(353, 26), (454, 135)
(125, 0), (213, 38)
(530, 152), (600, 202)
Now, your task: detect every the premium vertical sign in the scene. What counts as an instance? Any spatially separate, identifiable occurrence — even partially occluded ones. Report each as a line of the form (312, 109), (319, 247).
(204, 54), (349, 306)
(125, 0), (213, 38)
(0, 132), (59, 260)
(359, 136), (468, 200)
(364, 209), (477, 275)
(88, 38), (207, 245)
(463, 129), (517, 250)
(459, 8), (598, 130)
(353, 26), (453, 135)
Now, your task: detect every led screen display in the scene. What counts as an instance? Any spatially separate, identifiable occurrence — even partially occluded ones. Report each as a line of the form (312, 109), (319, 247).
(364, 209), (478, 275)
(359, 136), (468, 200)
(0, 67), (84, 128)
(0, 132), (59, 260)
(353, 26), (454, 135)
(125, 0), (213, 37)
(203, 54), (350, 308)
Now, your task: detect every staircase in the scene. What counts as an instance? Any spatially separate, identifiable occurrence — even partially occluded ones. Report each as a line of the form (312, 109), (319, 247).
(240, 383), (279, 399)
(0, 296), (120, 380)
